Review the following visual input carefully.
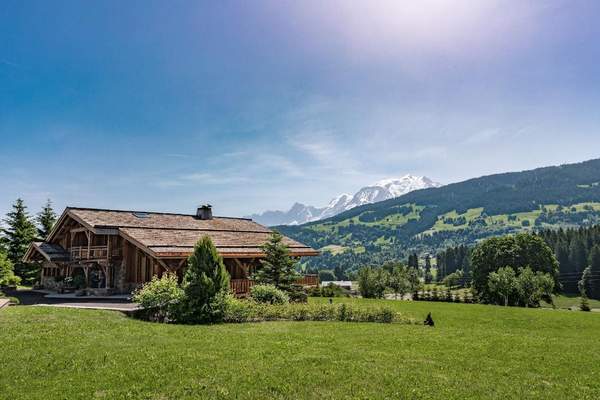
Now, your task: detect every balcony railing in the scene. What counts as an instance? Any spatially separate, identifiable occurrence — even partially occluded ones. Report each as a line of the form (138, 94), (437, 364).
(297, 274), (319, 287)
(229, 274), (320, 296)
(70, 246), (121, 260)
(230, 279), (254, 295)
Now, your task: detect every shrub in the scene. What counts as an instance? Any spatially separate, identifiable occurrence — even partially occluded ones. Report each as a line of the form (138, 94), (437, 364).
(222, 300), (405, 324)
(0, 274), (21, 287)
(72, 274), (86, 289)
(287, 284), (308, 303)
(580, 297), (591, 312)
(250, 284), (289, 304)
(132, 273), (184, 322)
(308, 283), (349, 298)
(0, 252), (21, 287)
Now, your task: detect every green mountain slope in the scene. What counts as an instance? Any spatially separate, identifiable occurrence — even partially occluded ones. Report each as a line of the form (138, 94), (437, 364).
(279, 158), (600, 273)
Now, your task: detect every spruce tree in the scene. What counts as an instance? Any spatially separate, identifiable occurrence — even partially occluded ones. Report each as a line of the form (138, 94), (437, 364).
(36, 199), (57, 238)
(569, 237), (588, 272)
(180, 236), (230, 324)
(252, 231), (299, 292)
(3, 199), (38, 284)
(424, 255), (433, 283)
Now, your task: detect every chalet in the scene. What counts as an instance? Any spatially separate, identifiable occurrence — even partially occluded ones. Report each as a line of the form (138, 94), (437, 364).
(23, 205), (319, 296)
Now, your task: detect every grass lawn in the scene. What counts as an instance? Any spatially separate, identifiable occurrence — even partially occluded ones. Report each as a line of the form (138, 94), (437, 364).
(1, 299), (600, 400)
(542, 294), (600, 310)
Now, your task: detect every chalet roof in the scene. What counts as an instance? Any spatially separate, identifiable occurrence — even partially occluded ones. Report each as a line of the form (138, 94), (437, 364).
(25, 242), (70, 262)
(63, 207), (318, 258)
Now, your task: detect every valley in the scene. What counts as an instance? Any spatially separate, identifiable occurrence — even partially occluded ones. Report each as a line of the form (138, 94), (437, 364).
(280, 159), (600, 274)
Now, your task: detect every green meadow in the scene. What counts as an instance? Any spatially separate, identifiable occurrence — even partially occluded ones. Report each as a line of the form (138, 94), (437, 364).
(1, 298), (599, 400)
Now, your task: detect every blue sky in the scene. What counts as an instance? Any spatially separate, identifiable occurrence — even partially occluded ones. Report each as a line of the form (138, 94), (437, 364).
(2, 0), (600, 219)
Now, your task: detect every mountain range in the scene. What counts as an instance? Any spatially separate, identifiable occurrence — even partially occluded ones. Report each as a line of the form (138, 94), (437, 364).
(248, 175), (442, 226)
(278, 158), (600, 274)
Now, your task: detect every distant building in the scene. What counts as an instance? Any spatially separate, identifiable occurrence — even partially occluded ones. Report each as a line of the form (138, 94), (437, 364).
(321, 281), (353, 290)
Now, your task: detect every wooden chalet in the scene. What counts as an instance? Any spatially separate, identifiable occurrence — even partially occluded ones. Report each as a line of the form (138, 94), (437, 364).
(24, 205), (319, 296)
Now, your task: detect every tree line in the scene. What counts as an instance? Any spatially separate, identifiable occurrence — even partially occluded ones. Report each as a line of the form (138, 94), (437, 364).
(0, 198), (57, 285)
(538, 225), (600, 298)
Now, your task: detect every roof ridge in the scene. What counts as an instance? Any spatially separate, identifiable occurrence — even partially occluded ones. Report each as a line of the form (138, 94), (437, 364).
(116, 226), (272, 234)
(147, 244), (310, 249)
(67, 206), (253, 221)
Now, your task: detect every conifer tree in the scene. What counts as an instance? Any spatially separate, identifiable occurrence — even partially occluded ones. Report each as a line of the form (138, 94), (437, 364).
(3, 199), (38, 283)
(569, 237), (588, 272)
(253, 231), (299, 292)
(424, 255), (433, 283)
(588, 244), (600, 272)
(37, 199), (57, 238)
(180, 236), (230, 324)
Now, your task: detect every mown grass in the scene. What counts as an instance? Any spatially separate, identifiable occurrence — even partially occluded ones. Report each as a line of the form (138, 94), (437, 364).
(1, 299), (599, 399)
(542, 294), (600, 310)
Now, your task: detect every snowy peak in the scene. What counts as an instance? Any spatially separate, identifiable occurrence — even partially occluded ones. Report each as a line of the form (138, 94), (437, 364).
(326, 193), (352, 208)
(248, 175), (442, 226)
(345, 175), (441, 211)
(373, 175), (441, 198)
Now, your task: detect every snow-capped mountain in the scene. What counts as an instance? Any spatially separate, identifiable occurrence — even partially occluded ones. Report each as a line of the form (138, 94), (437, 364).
(248, 175), (442, 226)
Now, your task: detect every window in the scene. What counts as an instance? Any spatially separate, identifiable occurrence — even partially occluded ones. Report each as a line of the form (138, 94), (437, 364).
(132, 212), (150, 218)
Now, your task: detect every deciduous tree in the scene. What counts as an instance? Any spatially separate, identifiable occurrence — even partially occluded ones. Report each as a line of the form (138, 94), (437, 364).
(471, 233), (559, 302)
(487, 266), (517, 306)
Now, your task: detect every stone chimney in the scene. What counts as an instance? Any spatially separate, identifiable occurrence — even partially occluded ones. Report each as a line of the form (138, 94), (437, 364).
(197, 204), (213, 220)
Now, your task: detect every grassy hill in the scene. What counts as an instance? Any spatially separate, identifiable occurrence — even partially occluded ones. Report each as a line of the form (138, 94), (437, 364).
(2, 301), (599, 399)
(280, 158), (600, 272)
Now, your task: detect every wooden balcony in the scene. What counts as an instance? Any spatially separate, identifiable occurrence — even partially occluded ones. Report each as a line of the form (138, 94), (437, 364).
(70, 246), (121, 261)
(230, 279), (254, 295)
(229, 274), (319, 296)
(297, 274), (319, 287)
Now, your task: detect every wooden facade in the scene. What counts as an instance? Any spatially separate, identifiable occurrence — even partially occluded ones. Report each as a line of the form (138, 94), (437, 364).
(24, 207), (319, 295)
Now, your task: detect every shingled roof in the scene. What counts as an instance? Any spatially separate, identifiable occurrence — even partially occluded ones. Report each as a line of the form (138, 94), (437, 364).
(24, 242), (70, 262)
(63, 207), (318, 258)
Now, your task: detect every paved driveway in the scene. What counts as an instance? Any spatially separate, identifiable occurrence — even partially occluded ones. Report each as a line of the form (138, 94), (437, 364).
(3, 289), (139, 313)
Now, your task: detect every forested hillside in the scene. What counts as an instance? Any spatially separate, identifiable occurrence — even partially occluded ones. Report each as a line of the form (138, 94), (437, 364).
(281, 158), (600, 276)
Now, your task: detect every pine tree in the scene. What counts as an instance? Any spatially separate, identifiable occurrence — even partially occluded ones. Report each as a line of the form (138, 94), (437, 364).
(36, 199), (57, 238)
(180, 236), (230, 324)
(588, 244), (600, 272)
(569, 237), (588, 272)
(3, 199), (38, 284)
(252, 231), (299, 292)
(424, 255), (433, 284)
